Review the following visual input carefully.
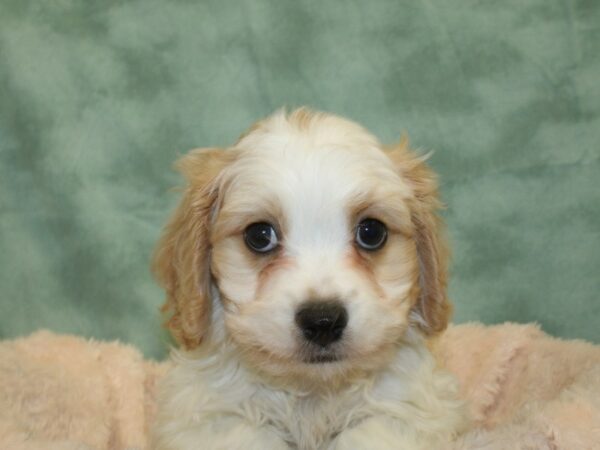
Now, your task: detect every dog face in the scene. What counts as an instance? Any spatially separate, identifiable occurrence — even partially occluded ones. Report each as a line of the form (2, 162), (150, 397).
(153, 109), (450, 381)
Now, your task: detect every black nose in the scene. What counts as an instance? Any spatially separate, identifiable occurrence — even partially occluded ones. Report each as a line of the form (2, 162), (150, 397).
(295, 301), (348, 348)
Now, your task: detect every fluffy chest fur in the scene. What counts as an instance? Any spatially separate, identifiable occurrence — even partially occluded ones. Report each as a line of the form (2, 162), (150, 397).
(155, 330), (465, 450)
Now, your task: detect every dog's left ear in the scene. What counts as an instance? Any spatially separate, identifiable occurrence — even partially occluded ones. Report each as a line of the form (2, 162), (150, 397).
(386, 136), (452, 335)
(152, 148), (237, 350)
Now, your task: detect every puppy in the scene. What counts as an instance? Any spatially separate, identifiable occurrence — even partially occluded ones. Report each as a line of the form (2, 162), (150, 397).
(152, 109), (466, 449)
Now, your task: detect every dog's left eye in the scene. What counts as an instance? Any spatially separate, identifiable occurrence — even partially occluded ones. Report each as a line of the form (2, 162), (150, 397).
(244, 222), (279, 253)
(355, 218), (387, 251)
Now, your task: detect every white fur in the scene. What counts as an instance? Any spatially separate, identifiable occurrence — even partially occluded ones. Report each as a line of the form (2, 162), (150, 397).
(153, 110), (466, 449)
(155, 318), (464, 449)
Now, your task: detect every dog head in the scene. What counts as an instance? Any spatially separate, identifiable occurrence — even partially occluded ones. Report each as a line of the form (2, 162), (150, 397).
(153, 109), (450, 381)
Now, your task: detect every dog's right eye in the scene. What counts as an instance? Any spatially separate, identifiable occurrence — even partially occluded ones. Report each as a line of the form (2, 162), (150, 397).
(244, 222), (279, 253)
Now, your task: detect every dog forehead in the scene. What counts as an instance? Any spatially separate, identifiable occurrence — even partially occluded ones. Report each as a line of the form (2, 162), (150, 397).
(229, 134), (399, 215)
(231, 110), (402, 196)
(218, 112), (412, 249)
(236, 108), (382, 152)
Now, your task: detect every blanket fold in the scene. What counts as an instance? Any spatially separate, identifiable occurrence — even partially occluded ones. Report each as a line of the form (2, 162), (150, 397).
(0, 331), (167, 450)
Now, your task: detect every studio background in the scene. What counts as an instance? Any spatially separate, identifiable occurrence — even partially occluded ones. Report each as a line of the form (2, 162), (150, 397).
(1, 0), (598, 359)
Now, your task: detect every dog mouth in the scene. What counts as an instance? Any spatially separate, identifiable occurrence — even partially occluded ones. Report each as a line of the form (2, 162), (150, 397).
(305, 354), (339, 364)
(302, 348), (343, 364)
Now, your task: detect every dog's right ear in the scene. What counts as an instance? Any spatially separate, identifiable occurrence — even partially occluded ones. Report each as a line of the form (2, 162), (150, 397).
(152, 148), (236, 350)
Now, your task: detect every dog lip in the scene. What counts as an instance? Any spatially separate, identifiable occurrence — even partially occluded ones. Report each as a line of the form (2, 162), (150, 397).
(304, 353), (341, 364)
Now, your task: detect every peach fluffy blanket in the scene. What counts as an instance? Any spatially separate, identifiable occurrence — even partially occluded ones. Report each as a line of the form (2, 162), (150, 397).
(1, 324), (599, 450)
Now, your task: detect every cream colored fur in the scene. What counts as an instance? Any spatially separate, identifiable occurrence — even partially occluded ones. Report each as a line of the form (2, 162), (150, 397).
(154, 306), (465, 449)
(151, 109), (465, 449)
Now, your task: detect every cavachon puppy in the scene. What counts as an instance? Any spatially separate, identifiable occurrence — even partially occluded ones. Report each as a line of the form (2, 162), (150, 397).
(152, 109), (467, 450)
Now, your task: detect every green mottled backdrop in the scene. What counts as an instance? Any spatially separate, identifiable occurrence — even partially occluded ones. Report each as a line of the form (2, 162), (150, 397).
(1, 1), (598, 359)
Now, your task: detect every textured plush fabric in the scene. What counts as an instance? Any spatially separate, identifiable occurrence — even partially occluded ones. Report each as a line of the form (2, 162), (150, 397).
(0, 330), (167, 450)
(0, 1), (599, 358)
(1, 325), (599, 449)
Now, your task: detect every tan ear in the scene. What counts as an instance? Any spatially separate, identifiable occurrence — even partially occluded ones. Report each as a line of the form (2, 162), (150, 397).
(152, 148), (236, 349)
(386, 136), (452, 335)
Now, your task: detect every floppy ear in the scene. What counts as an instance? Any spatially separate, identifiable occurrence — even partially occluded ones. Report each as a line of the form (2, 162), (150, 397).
(152, 148), (236, 350)
(386, 136), (452, 335)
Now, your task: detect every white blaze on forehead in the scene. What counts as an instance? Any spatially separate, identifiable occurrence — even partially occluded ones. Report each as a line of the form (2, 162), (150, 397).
(223, 111), (412, 255)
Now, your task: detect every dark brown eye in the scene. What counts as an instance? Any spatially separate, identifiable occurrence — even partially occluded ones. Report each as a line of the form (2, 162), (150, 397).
(355, 218), (387, 251)
(244, 222), (279, 253)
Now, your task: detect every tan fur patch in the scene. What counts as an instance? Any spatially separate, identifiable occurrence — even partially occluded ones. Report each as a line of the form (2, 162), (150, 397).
(384, 137), (452, 335)
(152, 148), (238, 349)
